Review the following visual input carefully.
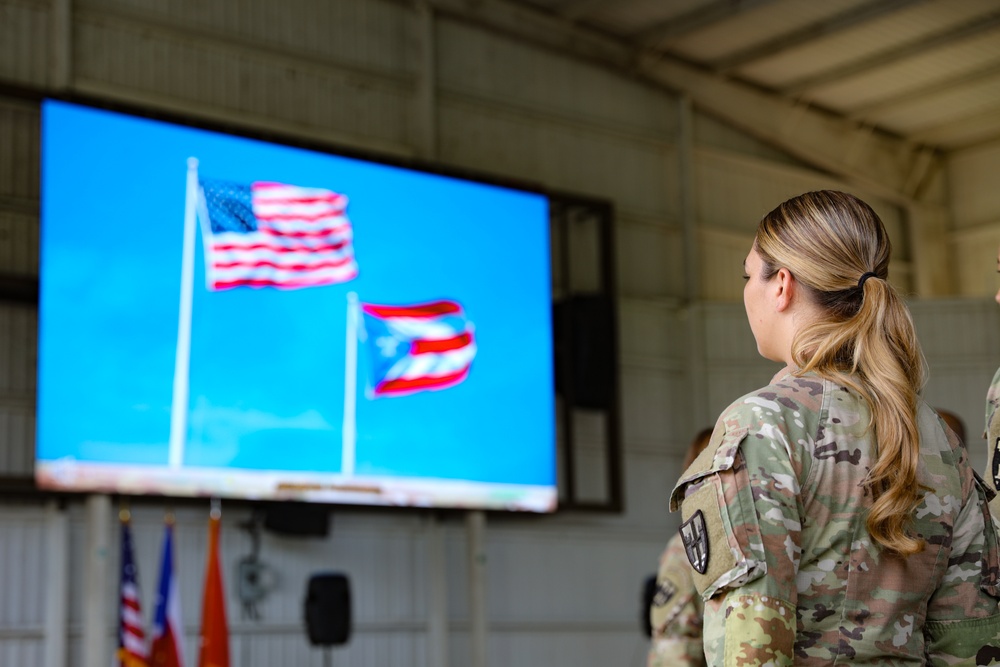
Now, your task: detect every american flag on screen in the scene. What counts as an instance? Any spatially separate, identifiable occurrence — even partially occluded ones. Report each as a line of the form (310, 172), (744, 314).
(361, 300), (477, 397)
(116, 518), (148, 667)
(199, 179), (358, 290)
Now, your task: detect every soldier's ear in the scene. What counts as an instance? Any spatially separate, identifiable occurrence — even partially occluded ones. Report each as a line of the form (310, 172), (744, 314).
(774, 267), (794, 312)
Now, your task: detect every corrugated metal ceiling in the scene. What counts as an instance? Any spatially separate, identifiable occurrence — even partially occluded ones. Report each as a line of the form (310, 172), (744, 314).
(513, 0), (1000, 150)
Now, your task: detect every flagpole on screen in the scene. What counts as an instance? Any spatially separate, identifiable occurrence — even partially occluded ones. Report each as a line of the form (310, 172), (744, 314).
(342, 292), (359, 477)
(168, 157), (199, 469)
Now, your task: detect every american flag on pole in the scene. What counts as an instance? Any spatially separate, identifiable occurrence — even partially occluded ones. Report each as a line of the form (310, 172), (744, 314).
(199, 179), (358, 290)
(361, 300), (477, 396)
(117, 517), (148, 667)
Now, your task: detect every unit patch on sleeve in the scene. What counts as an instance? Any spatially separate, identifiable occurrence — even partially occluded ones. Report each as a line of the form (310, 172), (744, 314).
(993, 437), (1000, 490)
(680, 510), (710, 575)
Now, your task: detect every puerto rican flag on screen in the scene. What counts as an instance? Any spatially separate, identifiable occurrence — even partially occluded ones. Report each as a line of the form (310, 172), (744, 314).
(361, 300), (477, 397)
(199, 179), (358, 290)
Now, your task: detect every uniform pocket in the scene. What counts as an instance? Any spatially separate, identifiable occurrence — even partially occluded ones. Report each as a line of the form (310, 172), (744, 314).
(671, 426), (767, 600)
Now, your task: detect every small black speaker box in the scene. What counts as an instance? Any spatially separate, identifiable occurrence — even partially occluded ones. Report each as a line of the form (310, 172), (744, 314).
(305, 573), (351, 646)
(263, 502), (330, 537)
(553, 294), (615, 409)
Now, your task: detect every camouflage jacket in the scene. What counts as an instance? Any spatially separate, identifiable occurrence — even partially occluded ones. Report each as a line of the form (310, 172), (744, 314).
(648, 531), (706, 667)
(985, 367), (1000, 519)
(671, 368), (1000, 666)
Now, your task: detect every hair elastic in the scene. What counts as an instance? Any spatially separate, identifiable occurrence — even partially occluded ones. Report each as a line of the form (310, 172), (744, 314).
(857, 271), (877, 289)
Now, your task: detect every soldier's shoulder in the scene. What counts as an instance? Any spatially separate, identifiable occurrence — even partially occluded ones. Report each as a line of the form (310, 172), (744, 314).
(716, 372), (827, 435)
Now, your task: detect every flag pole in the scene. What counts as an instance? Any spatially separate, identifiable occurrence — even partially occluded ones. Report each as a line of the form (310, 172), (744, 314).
(342, 292), (359, 477)
(169, 158), (199, 469)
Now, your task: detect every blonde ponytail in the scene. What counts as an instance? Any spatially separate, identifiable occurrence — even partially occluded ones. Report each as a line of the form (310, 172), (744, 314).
(755, 191), (927, 557)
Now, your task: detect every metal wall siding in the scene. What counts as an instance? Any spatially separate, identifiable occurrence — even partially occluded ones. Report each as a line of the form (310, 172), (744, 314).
(438, 101), (675, 220)
(0, 210), (40, 277)
(0, 510), (47, 626)
(74, 16), (414, 149)
(0, 304), (36, 476)
(79, 0), (413, 76)
(436, 18), (678, 140)
(948, 142), (1000, 228)
(0, 639), (45, 667)
(0, 101), (41, 203)
(0, 0), (50, 87)
(620, 367), (683, 445)
(616, 221), (683, 298)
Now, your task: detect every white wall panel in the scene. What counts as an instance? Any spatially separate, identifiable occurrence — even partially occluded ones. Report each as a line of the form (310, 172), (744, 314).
(0, 0), (50, 87)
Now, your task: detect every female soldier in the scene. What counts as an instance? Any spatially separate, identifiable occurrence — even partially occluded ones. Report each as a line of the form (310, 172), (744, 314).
(672, 190), (1000, 665)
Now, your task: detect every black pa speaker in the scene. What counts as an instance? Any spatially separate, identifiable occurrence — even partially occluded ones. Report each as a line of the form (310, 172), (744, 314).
(553, 294), (615, 410)
(305, 573), (351, 646)
(263, 502), (330, 538)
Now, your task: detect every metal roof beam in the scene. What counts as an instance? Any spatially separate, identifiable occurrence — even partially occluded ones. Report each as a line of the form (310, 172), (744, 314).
(782, 10), (1000, 95)
(848, 61), (1000, 120)
(426, 0), (926, 203)
(551, 0), (624, 21)
(637, 53), (927, 205)
(907, 104), (1000, 148)
(712, 0), (926, 73)
(635, 0), (780, 47)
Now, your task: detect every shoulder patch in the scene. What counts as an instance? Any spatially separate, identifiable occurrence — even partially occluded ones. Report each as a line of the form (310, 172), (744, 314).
(680, 510), (709, 574)
(993, 436), (1000, 492)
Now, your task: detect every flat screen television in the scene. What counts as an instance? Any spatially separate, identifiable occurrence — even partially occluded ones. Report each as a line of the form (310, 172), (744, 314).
(36, 99), (556, 512)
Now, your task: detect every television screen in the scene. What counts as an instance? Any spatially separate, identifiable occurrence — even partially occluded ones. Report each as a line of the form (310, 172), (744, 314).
(36, 100), (556, 512)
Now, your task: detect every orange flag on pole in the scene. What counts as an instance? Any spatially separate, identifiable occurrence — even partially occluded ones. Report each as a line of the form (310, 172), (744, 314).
(198, 501), (230, 667)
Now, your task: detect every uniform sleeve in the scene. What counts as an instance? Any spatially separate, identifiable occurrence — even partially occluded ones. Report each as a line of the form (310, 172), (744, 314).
(985, 367), (1000, 510)
(924, 472), (1000, 666)
(671, 420), (801, 667)
(647, 533), (705, 667)
(985, 366), (1000, 442)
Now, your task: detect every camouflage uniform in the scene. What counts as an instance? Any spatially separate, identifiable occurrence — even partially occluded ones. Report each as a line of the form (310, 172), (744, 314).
(985, 367), (1000, 518)
(648, 531), (705, 667)
(672, 367), (1000, 666)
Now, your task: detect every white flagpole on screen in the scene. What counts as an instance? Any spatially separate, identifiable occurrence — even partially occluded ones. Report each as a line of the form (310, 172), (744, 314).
(168, 157), (199, 469)
(342, 291), (359, 477)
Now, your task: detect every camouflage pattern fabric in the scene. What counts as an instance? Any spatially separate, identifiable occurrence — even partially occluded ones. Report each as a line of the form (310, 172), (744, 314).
(672, 368), (1000, 666)
(985, 367), (1000, 519)
(648, 531), (705, 667)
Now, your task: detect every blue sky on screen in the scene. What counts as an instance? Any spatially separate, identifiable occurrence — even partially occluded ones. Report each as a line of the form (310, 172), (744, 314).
(38, 100), (554, 486)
